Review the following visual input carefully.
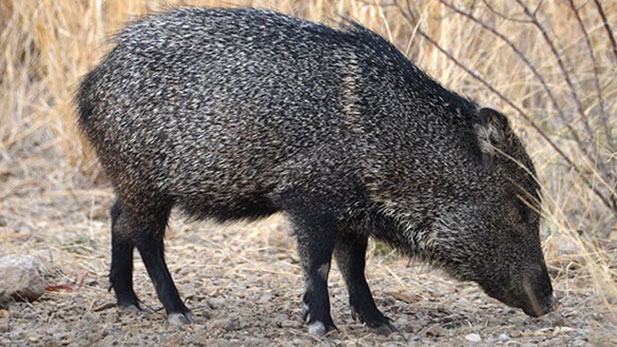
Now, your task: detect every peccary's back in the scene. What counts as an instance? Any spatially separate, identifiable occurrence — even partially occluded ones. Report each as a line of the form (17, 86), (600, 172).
(78, 8), (479, 218)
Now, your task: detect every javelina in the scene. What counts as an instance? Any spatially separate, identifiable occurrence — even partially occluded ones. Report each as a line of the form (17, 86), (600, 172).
(77, 7), (556, 336)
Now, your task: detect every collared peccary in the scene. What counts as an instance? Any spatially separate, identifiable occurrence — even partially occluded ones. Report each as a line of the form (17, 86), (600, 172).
(77, 7), (556, 336)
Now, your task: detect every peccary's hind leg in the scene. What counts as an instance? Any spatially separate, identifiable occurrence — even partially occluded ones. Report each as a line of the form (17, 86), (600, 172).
(287, 199), (338, 336)
(334, 233), (397, 335)
(132, 203), (194, 326)
(109, 200), (140, 311)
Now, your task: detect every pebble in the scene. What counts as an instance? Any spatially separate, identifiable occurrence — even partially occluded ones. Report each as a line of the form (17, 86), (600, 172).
(424, 324), (445, 337)
(280, 319), (299, 328)
(9, 331), (24, 340)
(465, 333), (482, 342)
(551, 314), (566, 327)
(509, 330), (521, 337)
(207, 318), (236, 331)
(498, 333), (510, 342)
(382, 296), (396, 306)
(390, 333), (405, 341)
(242, 336), (262, 345)
(273, 313), (288, 327)
(410, 335), (423, 342)
(260, 294), (274, 303)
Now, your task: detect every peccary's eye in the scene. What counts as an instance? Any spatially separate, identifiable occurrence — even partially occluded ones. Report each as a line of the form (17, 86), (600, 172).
(515, 200), (529, 221)
(514, 198), (540, 225)
(506, 198), (529, 224)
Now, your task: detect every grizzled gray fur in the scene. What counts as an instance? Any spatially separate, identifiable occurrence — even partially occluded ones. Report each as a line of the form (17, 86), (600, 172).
(77, 8), (555, 335)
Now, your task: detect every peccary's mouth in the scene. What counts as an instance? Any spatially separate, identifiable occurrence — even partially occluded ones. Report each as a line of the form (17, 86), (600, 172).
(521, 278), (558, 317)
(480, 280), (558, 317)
(520, 293), (558, 317)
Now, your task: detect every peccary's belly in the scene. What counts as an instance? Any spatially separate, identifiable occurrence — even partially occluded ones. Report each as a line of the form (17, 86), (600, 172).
(164, 151), (284, 220)
(131, 118), (293, 221)
(175, 191), (280, 222)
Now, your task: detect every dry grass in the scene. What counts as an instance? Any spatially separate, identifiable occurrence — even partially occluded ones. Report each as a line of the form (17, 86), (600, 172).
(1, 0), (616, 344)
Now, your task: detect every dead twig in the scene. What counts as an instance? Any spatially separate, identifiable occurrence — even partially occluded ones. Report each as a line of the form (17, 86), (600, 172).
(567, 0), (613, 150)
(392, 0), (617, 214)
(593, 0), (617, 62)
(481, 0), (532, 23)
(438, 0), (595, 174)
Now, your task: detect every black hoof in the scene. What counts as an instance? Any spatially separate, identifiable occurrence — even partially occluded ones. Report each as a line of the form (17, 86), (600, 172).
(118, 304), (142, 312)
(369, 319), (398, 336)
(351, 307), (397, 335)
(307, 320), (338, 337)
(302, 303), (337, 336)
(168, 311), (194, 326)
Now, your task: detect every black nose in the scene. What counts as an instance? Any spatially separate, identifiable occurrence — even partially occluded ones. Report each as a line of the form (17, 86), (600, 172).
(529, 290), (557, 317)
(543, 293), (558, 314)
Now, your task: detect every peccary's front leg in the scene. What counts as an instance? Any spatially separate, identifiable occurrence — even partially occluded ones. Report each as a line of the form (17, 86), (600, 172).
(288, 203), (338, 336)
(334, 233), (396, 335)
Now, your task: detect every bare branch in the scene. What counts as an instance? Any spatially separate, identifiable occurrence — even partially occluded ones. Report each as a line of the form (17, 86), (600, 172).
(437, 1), (596, 167)
(480, 0), (532, 23)
(532, 0), (544, 17)
(568, 0), (613, 149)
(593, 0), (617, 62)
(515, 0), (612, 187)
(392, 0), (617, 214)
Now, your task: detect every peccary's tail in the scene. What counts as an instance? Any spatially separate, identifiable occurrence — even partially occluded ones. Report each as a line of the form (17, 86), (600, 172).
(76, 68), (99, 126)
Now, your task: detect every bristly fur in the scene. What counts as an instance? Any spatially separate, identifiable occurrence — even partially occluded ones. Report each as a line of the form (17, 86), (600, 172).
(77, 7), (554, 332)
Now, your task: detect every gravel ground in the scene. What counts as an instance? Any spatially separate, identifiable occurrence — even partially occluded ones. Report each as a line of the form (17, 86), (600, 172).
(0, 152), (615, 346)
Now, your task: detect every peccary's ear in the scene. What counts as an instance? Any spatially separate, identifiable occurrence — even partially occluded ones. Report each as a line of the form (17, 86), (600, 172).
(475, 107), (510, 167)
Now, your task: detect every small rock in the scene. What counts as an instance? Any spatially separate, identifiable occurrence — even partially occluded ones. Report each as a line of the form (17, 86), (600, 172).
(9, 331), (24, 340)
(425, 325), (444, 337)
(381, 295), (395, 306)
(509, 330), (521, 337)
(552, 234), (579, 254)
(410, 335), (423, 342)
(465, 333), (482, 342)
(260, 293), (274, 303)
(498, 333), (510, 342)
(53, 333), (66, 340)
(0, 309), (8, 318)
(390, 333), (404, 341)
(281, 319), (299, 328)
(0, 255), (45, 302)
(551, 313), (566, 327)
(292, 338), (312, 346)
(242, 337), (262, 345)
(207, 318), (236, 331)
(273, 313), (288, 327)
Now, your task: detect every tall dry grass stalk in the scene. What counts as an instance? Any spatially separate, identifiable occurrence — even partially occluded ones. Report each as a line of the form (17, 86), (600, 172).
(1, 0), (616, 323)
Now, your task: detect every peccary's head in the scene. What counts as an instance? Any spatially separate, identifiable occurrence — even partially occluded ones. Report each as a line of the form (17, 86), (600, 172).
(432, 107), (555, 317)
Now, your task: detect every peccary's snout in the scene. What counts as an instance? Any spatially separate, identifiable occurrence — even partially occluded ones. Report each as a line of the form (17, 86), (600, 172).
(521, 270), (556, 317)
